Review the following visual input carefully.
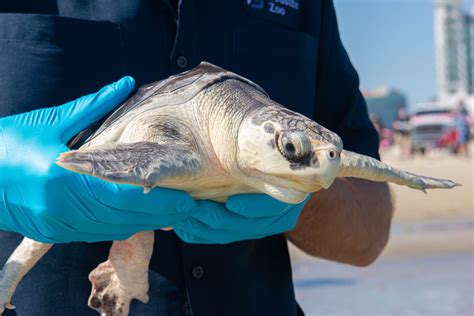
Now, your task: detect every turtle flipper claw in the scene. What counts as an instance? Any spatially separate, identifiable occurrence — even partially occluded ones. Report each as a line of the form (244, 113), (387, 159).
(0, 302), (15, 315)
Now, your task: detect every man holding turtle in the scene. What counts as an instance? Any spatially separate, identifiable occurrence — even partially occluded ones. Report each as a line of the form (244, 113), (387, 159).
(0, 1), (393, 315)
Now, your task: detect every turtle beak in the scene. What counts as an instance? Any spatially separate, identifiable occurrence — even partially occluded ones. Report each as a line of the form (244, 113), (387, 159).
(313, 145), (341, 189)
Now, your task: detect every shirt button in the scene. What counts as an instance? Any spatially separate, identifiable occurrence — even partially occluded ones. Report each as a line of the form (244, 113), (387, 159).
(192, 266), (204, 279)
(177, 56), (188, 69)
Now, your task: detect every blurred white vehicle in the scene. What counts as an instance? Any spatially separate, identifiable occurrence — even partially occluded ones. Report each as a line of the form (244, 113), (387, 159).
(410, 108), (459, 155)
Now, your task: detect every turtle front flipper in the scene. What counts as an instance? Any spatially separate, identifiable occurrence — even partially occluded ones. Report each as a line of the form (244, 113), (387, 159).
(56, 141), (202, 193)
(337, 150), (460, 192)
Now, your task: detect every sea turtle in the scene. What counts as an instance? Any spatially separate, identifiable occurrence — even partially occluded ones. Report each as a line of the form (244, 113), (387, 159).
(0, 62), (458, 316)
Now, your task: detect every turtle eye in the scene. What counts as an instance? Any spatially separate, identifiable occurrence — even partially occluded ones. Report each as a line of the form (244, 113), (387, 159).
(276, 131), (311, 163)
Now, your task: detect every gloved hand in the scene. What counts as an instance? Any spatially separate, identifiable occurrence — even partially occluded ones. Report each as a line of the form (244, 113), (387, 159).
(173, 194), (309, 244)
(0, 77), (195, 243)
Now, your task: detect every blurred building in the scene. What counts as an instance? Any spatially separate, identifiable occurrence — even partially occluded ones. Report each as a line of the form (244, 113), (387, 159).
(465, 8), (474, 95)
(363, 87), (407, 128)
(434, 0), (474, 112)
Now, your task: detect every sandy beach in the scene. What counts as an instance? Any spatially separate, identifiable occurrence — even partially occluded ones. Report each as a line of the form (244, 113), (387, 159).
(380, 147), (473, 259)
(383, 149), (473, 223)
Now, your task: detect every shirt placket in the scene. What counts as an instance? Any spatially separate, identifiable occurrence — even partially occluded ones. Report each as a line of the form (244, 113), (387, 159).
(170, 0), (198, 75)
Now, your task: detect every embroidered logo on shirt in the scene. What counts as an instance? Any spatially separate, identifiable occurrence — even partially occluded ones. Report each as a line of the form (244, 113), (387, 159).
(245, 0), (300, 29)
(246, 0), (299, 16)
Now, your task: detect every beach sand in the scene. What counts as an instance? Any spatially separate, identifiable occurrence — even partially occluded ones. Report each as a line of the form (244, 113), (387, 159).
(381, 148), (473, 259)
(383, 149), (473, 223)
(289, 146), (474, 261)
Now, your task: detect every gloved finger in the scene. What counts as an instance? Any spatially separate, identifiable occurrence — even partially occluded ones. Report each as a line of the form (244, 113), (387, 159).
(0, 208), (14, 233)
(174, 217), (280, 244)
(0, 226), (12, 233)
(40, 202), (170, 237)
(189, 200), (287, 231)
(10, 213), (134, 243)
(173, 206), (302, 244)
(91, 203), (190, 226)
(26, 230), (134, 244)
(226, 194), (309, 218)
(173, 226), (215, 244)
(28, 227), (134, 244)
(58, 76), (135, 142)
(173, 218), (247, 244)
(82, 175), (197, 215)
(175, 227), (274, 245)
(62, 233), (134, 244)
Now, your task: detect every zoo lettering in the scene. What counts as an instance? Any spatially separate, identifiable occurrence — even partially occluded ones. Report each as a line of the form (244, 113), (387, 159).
(269, 2), (285, 15)
(268, 0), (299, 16)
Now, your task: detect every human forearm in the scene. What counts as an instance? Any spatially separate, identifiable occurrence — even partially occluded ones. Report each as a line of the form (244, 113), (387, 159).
(286, 178), (393, 266)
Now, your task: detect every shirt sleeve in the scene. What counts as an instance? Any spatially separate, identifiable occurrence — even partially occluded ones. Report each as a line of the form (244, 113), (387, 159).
(312, 0), (380, 159)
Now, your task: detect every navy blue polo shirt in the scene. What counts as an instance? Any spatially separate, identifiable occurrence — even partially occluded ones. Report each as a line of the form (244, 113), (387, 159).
(0, 1), (379, 315)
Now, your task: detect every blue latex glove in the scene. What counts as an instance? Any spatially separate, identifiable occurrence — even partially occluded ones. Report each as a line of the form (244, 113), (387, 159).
(0, 77), (195, 243)
(173, 194), (309, 244)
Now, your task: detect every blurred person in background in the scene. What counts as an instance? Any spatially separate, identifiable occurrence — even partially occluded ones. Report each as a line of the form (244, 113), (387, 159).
(370, 113), (383, 136)
(392, 107), (411, 158)
(453, 101), (470, 156)
(369, 113), (392, 154)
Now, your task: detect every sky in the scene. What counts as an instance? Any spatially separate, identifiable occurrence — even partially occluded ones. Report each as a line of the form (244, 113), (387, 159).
(333, 0), (474, 105)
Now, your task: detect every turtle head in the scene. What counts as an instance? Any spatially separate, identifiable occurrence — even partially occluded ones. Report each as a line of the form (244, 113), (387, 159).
(237, 106), (343, 203)
(237, 104), (459, 204)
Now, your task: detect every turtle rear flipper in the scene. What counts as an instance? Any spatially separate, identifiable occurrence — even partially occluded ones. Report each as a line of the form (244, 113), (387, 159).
(56, 141), (202, 193)
(337, 150), (460, 192)
(0, 239), (53, 315)
(87, 231), (154, 316)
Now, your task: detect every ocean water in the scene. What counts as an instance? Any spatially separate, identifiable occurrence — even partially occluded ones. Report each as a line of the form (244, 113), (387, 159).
(294, 253), (474, 316)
